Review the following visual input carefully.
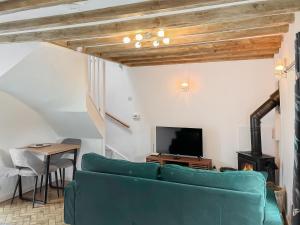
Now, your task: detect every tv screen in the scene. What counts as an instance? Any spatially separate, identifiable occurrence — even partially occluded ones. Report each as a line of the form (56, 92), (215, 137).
(156, 126), (203, 157)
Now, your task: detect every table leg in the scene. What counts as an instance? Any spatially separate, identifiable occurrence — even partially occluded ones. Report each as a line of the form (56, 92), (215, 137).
(44, 155), (50, 204)
(72, 149), (78, 180)
(18, 176), (23, 199)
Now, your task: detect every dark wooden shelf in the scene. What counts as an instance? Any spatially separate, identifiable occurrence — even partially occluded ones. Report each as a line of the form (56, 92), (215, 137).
(146, 154), (212, 170)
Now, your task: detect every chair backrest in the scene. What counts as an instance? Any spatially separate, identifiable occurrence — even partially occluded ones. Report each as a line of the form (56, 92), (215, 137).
(62, 138), (82, 146)
(51, 138), (82, 162)
(0, 167), (19, 178)
(9, 148), (45, 175)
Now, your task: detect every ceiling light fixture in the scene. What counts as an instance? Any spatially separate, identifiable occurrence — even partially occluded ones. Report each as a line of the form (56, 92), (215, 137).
(153, 40), (160, 48)
(135, 34), (143, 41)
(163, 37), (170, 45)
(123, 29), (171, 49)
(135, 42), (142, 49)
(123, 37), (131, 44)
(157, 29), (165, 37)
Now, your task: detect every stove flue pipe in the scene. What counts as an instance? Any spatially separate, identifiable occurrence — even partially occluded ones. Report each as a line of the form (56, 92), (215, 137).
(250, 90), (280, 156)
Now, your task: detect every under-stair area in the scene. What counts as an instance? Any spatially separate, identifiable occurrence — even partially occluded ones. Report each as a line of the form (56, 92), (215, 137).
(0, 43), (105, 140)
(0, 42), (130, 168)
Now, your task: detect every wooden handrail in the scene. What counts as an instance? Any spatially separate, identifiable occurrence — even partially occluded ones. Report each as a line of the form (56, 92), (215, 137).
(105, 112), (130, 129)
(87, 94), (130, 129)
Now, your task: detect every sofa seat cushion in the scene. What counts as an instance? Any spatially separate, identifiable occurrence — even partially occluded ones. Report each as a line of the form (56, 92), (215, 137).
(264, 188), (283, 225)
(81, 153), (160, 179)
(161, 164), (266, 201)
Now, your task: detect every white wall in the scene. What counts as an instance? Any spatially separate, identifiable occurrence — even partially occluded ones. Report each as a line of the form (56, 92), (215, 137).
(105, 62), (148, 161)
(0, 43), (37, 78)
(275, 12), (300, 219)
(0, 91), (58, 202)
(106, 59), (277, 167)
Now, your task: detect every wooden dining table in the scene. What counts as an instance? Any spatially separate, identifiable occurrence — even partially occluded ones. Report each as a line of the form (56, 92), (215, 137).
(22, 143), (80, 204)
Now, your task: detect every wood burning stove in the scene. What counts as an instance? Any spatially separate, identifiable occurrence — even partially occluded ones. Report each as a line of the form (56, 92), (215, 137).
(238, 151), (277, 182)
(238, 90), (280, 183)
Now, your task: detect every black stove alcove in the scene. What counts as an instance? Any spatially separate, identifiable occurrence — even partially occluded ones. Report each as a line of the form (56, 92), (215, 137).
(238, 90), (279, 182)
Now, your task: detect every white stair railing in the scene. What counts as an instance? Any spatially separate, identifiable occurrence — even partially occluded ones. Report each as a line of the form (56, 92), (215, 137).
(88, 56), (105, 118)
(105, 145), (129, 161)
(88, 57), (129, 159)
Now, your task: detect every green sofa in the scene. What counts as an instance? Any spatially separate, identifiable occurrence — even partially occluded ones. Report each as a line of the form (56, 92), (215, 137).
(64, 153), (283, 225)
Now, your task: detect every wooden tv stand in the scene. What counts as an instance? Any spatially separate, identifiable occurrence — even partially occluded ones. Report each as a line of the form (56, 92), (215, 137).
(146, 154), (212, 170)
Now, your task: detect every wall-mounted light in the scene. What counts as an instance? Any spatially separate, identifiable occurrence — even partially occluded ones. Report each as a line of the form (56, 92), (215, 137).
(275, 64), (285, 71)
(180, 82), (189, 92)
(274, 59), (295, 80)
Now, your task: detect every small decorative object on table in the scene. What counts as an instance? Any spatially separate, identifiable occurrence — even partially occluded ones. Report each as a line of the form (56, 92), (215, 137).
(28, 143), (51, 148)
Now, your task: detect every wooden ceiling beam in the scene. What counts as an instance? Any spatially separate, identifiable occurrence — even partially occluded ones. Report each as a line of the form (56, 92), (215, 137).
(0, 0), (83, 15)
(0, 0), (298, 43)
(120, 49), (279, 64)
(113, 45), (281, 63)
(85, 25), (288, 54)
(0, 0), (246, 34)
(126, 55), (274, 67)
(65, 14), (294, 48)
(110, 43), (282, 61)
(98, 36), (283, 58)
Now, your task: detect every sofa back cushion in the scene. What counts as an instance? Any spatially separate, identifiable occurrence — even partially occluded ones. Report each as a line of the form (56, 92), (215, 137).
(72, 170), (266, 225)
(161, 164), (266, 201)
(81, 153), (160, 179)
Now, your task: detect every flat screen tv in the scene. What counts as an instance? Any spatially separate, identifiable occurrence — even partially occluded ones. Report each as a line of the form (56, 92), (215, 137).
(156, 126), (203, 157)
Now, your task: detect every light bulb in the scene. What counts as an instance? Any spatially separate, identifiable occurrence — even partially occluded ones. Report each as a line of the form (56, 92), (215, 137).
(181, 82), (189, 92)
(275, 64), (285, 71)
(157, 29), (165, 37)
(123, 37), (131, 44)
(135, 34), (143, 41)
(135, 42), (142, 48)
(275, 59), (286, 72)
(153, 40), (160, 48)
(163, 37), (170, 45)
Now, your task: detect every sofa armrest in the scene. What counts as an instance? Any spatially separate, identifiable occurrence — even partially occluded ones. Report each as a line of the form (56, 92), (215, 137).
(264, 188), (283, 225)
(64, 181), (76, 225)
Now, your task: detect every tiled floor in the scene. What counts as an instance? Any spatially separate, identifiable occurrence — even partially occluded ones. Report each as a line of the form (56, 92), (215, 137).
(0, 187), (66, 225)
